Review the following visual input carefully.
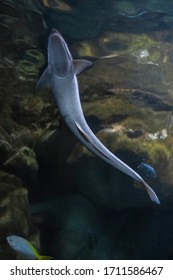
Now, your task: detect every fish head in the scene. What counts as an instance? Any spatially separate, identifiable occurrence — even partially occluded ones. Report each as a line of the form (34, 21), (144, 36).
(48, 28), (73, 78)
(6, 235), (21, 252)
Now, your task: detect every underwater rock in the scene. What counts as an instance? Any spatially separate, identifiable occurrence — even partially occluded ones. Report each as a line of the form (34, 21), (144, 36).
(3, 146), (39, 187)
(0, 171), (29, 233)
(17, 49), (45, 81)
(77, 58), (173, 112)
(18, 60), (40, 80)
(0, 133), (12, 166)
(9, 127), (36, 150)
(0, 0), (21, 18)
(0, 171), (37, 259)
(146, 129), (168, 140)
(0, 0), (47, 48)
(0, 0), (21, 38)
(2, 0), (44, 12)
(11, 9), (47, 48)
(0, 54), (16, 69)
(12, 95), (53, 127)
(72, 31), (173, 66)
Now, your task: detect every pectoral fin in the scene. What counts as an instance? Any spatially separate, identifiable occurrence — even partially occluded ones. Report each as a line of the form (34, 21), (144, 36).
(35, 67), (50, 90)
(73, 59), (93, 75)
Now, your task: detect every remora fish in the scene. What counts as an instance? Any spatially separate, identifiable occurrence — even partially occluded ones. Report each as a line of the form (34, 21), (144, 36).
(7, 235), (53, 260)
(36, 28), (160, 204)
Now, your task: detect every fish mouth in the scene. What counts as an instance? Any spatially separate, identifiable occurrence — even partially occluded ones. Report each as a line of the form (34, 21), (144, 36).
(50, 28), (62, 37)
(49, 29), (64, 48)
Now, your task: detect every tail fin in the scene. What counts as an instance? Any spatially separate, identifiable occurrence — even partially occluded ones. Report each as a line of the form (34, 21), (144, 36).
(142, 180), (160, 204)
(39, 255), (54, 260)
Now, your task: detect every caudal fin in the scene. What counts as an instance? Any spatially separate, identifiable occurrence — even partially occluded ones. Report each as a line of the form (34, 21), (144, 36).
(142, 180), (160, 204)
(39, 255), (54, 260)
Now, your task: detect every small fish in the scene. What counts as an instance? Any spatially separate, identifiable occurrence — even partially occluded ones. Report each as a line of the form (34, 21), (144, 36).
(138, 160), (157, 179)
(7, 235), (53, 260)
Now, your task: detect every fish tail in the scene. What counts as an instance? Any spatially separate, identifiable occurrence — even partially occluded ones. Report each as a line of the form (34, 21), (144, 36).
(39, 255), (54, 260)
(142, 180), (160, 205)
